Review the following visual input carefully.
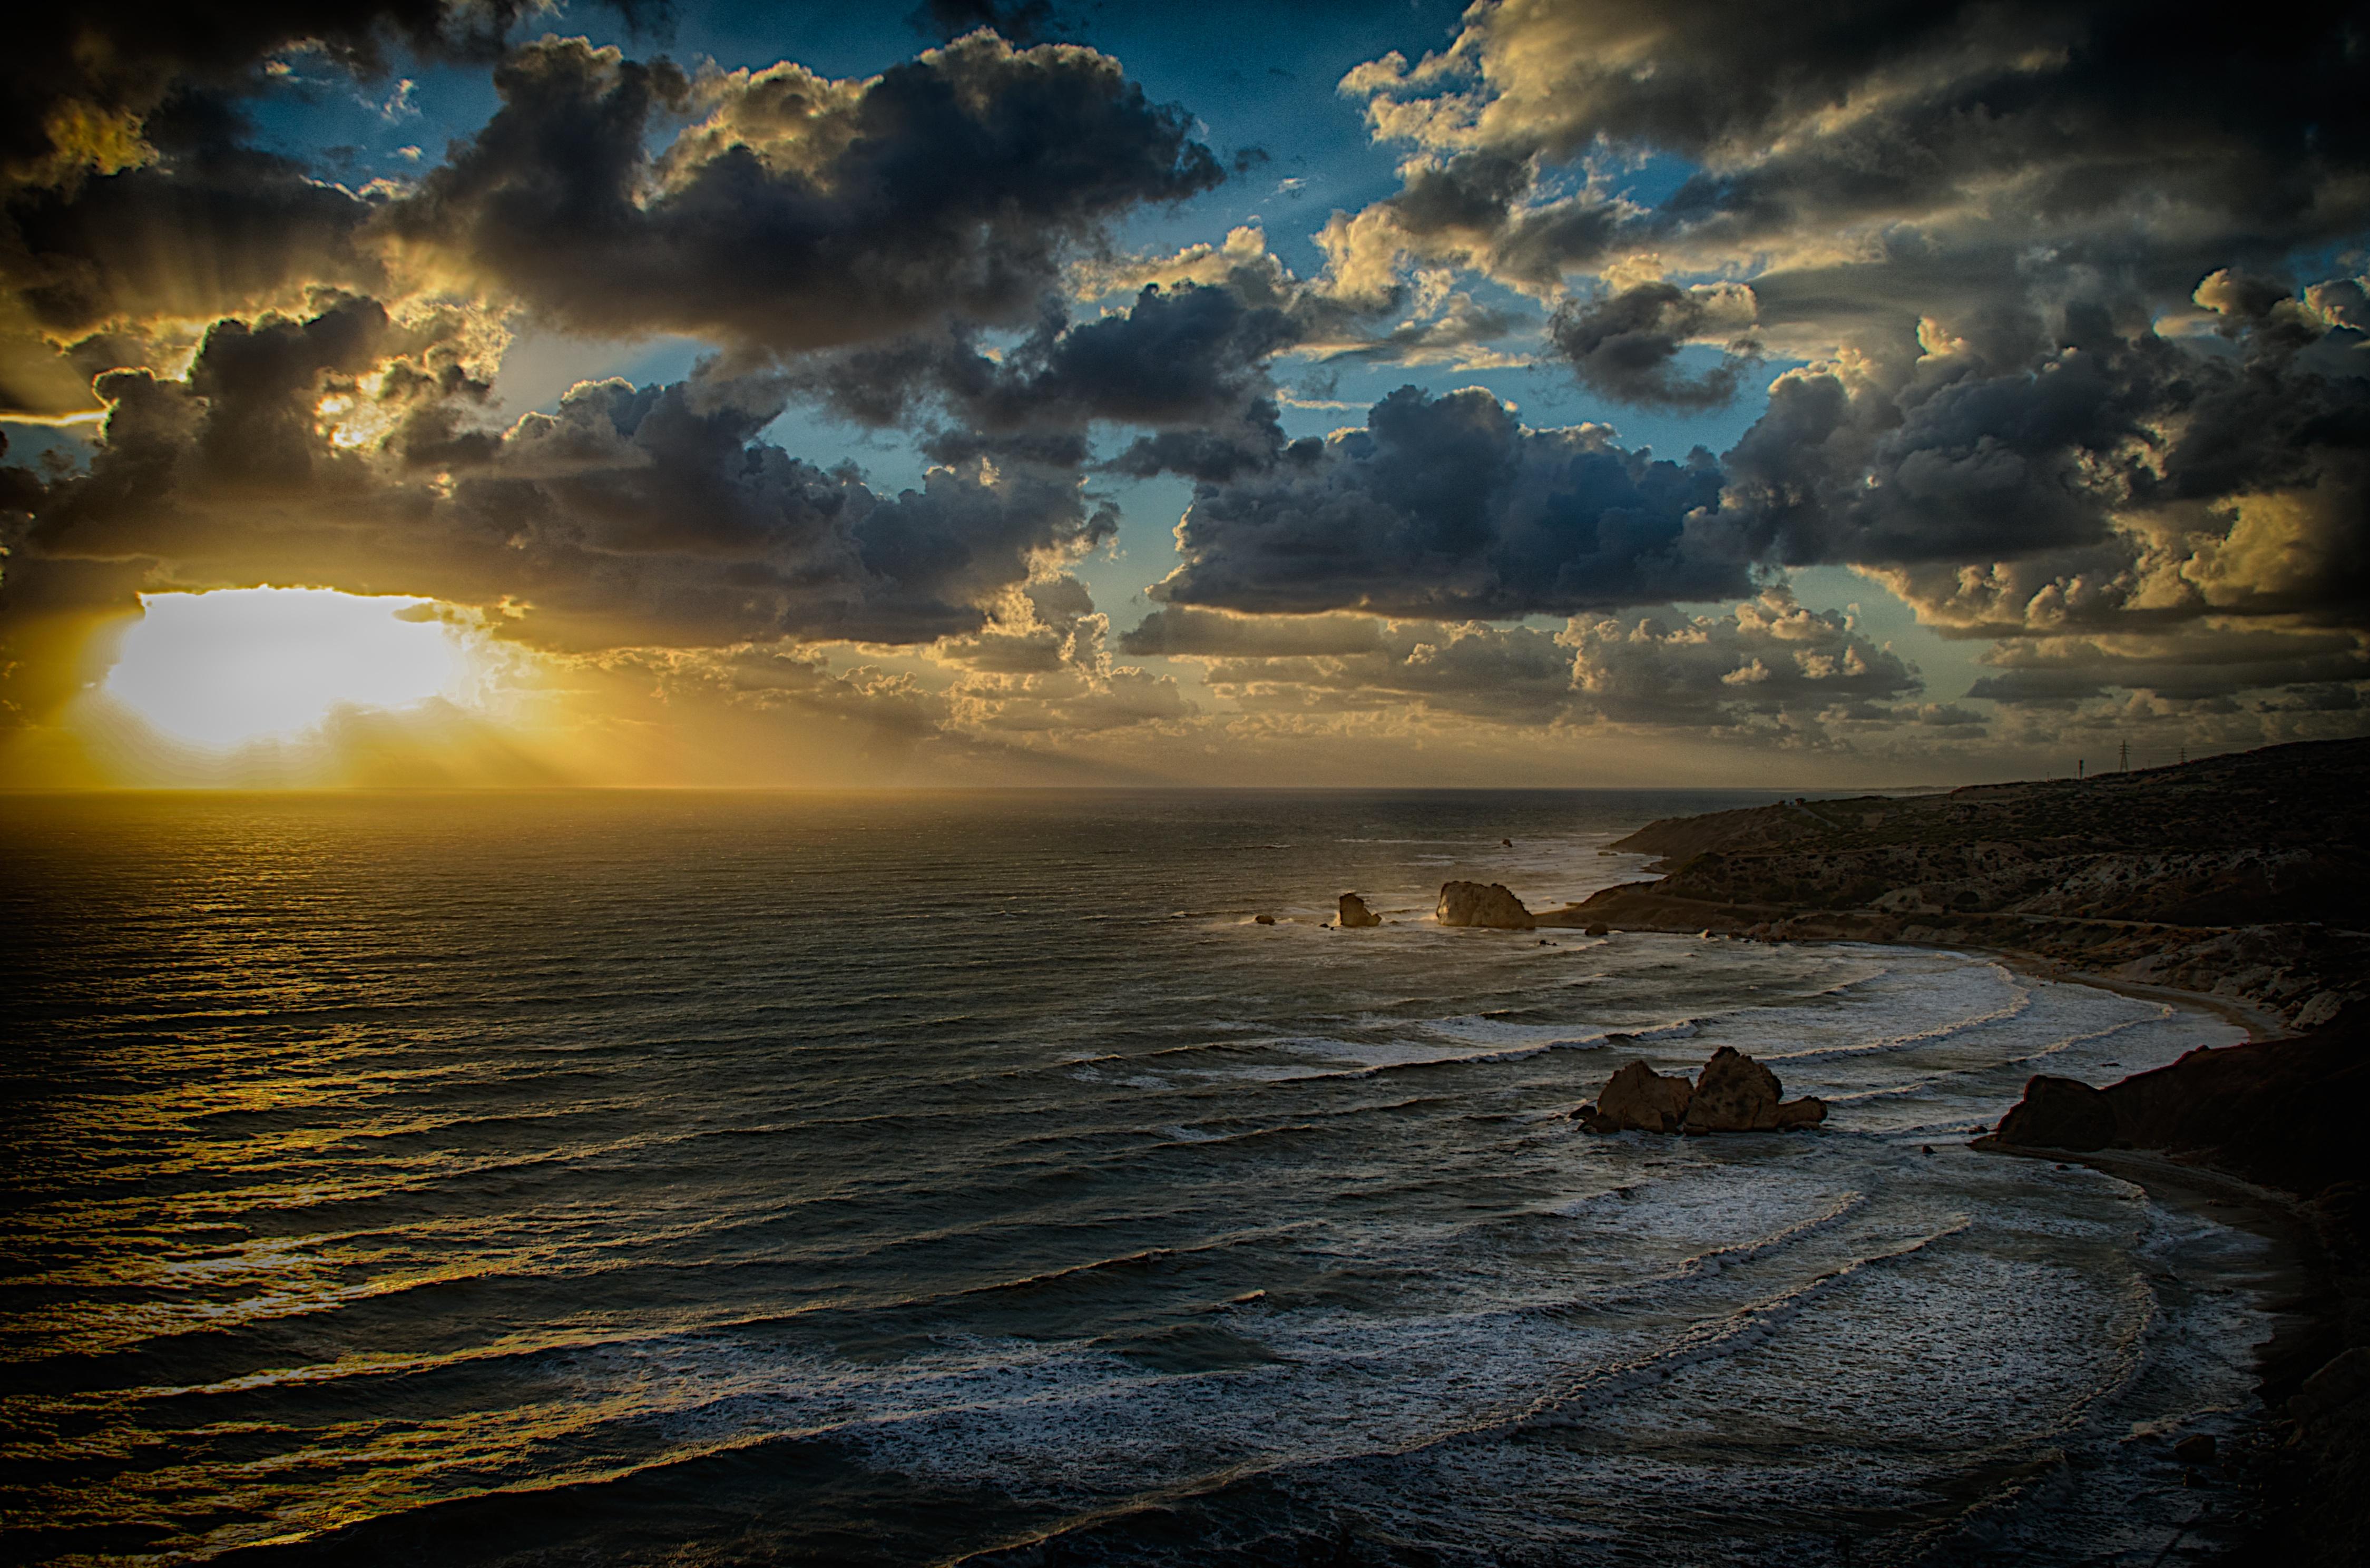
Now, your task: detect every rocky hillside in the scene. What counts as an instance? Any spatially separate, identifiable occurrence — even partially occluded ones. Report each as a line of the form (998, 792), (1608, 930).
(1577, 738), (2370, 1024)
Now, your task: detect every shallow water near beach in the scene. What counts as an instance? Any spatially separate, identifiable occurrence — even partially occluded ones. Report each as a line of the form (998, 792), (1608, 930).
(0, 789), (2280, 1565)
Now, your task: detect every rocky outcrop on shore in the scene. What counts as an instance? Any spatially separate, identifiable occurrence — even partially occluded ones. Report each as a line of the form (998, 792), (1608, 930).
(1568, 738), (2370, 1026)
(1337, 893), (1382, 928)
(1576, 1047), (1826, 1134)
(1978, 1023), (2367, 1199)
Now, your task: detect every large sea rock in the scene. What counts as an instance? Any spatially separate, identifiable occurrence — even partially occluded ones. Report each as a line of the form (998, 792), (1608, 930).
(1580, 1049), (1828, 1134)
(1338, 893), (1382, 928)
(1437, 881), (1536, 929)
(1685, 1046), (1784, 1132)
(1581, 1061), (1693, 1132)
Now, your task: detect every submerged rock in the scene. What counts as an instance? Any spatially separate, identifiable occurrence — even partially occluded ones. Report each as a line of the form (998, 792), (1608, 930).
(1253, 914), (1275, 925)
(1436, 880), (1535, 929)
(1582, 1061), (1693, 1133)
(1685, 1046), (1783, 1132)
(1338, 893), (1382, 928)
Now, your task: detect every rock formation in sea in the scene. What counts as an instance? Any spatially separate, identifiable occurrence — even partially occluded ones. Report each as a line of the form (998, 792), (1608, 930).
(1338, 893), (1382, 928)
(1436, 881), (1535, 929)
(1578, 1060), (1694, 1132)
(1684, 1045), (1781, 1132)
(1578, 1048), (1826, 1134)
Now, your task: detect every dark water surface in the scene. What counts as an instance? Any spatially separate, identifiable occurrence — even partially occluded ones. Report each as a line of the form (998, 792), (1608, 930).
(0, 791), (2276, 1565)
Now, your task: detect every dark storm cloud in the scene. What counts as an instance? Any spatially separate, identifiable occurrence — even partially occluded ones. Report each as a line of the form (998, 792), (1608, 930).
(1320, 0), (2370, 693)
(1967, 628), (2370, 705)
(1548, 281), (1758, 411)
(1153, 384), (1748, 619)
(1, 91), (395, 418)
(6, 147), (386, 338)
(3, 295), (1114, 688)
(384, 33), (1223, 352)
(1345, 0), (2369, 288)
(1382, 152), (1534, 253)
(789, 282), (1298, 481)
(1151, 283), (2370, 642)
(1, 0), (663, 191)
(3, 4), (641, 418)
(1725, 291), (2370, 601)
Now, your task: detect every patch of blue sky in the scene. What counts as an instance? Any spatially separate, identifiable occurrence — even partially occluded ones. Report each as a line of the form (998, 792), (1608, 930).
(240, 56), (497, 184)
(1596, 149), (1701, 213)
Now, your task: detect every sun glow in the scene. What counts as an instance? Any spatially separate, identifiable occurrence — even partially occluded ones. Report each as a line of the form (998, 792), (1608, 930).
(105, 588), (474, 747)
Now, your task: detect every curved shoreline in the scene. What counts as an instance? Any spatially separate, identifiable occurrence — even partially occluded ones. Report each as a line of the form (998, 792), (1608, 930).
(1974, 949), (2285, 1042)
(1803, 933), (2353, 1564)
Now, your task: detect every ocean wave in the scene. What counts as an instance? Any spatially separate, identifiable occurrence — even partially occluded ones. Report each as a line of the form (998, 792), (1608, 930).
(1511, 1214), (1975, 1432)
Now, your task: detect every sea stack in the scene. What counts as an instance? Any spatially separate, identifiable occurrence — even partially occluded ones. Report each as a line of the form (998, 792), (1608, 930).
(1686, 1046), (1783, 1132)
(1687, 1046), (1829, 1132)
(1338, 893), (1383, 928)
(1436, 881), (1536, 929)
(1579, 1061), (1694, 1132)
(1579, 1047), (1827, 1134)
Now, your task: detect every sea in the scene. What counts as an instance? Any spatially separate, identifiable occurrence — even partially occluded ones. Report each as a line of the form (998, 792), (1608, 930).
(0, 789), (2290, 1566)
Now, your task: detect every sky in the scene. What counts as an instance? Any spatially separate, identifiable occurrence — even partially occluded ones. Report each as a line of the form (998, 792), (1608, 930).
(2, 0), (2366, 788)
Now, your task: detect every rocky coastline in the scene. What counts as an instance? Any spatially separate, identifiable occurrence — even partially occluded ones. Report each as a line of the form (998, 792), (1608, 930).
(1555, 737), (2367, 1566)
(1567, 737), (2368, 1029)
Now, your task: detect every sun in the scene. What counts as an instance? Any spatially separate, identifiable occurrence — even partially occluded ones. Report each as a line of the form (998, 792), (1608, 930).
(104, 587), (473, 748)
